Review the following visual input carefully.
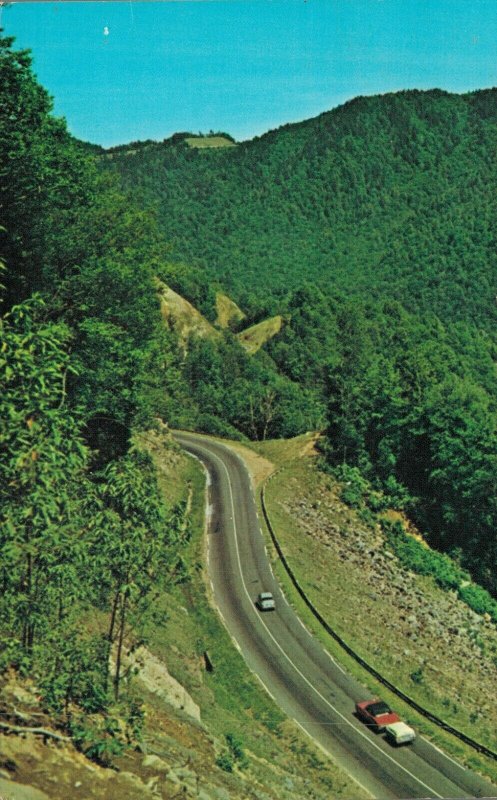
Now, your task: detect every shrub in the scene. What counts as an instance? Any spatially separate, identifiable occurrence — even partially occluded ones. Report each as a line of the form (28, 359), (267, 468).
(458, 583), (497, 622)
(381, 518), (463, 589)
(410, 667), (424, 684)
(70, 715), (126, 767)
(226, 732), (248, 767)
(336, 464), (369, 508)
(215, 752), (234, 772)
(383, 475), (413, 510)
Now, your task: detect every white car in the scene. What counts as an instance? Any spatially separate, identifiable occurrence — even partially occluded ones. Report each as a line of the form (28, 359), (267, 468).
(256, 592), (275, 611)
(385, 721), (416, 745)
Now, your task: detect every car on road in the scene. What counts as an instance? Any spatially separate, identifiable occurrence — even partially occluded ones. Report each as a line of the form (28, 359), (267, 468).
(355, 698), (401, 730)
(385, 721), (416, 745)
(256, 591), (275, 611)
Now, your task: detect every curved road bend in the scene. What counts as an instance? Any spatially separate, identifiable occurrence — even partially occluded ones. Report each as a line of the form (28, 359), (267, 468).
(174, 431), (496, 800)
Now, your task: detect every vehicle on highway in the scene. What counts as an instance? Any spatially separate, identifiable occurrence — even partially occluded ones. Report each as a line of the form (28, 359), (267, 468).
(385, 721), (416, 745)
(355, 698), (401, 730)
(256, 591), (275, 611)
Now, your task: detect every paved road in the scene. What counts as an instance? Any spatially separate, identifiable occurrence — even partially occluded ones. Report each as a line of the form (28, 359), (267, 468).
(174, 431), (497, 799)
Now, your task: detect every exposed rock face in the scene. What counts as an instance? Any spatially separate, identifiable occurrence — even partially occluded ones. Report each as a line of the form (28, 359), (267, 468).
(121, 645), (201, 723)
(156, 279), (219, 349)
(0, 732), (160, 800)
(236, 316), (283, 355)
(215, 292), (246, 329)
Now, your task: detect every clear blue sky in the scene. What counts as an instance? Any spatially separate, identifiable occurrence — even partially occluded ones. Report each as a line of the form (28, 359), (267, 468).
(3, 1), (497, 147)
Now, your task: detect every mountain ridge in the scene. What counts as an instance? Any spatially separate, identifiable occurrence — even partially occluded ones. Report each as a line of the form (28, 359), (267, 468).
(104, 87), (497, 328)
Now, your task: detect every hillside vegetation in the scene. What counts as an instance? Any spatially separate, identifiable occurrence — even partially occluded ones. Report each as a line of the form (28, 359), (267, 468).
(106, 88), (497, 326)
(106, 88), (497, 596)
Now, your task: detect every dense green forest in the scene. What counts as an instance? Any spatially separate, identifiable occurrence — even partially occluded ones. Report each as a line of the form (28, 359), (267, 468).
(105, 89), (497, 327)
(105, 88), (497, 595)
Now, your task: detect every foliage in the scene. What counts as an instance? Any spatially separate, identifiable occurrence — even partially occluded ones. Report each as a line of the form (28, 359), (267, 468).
(70, 714), (126, 766)
(215, 752), (234, 773)
(0, 33), (198, 763)
(382, 520), (497, 622)
(382, 519), (466, 590)
(324, 300), (497, 593)
(104, 89), (497, 331)
(334, 465), (370, 509)
(216, 732), (249, 772)
(102, 86), (497, 593)
(0, 33), (193, 461)
(37, 628), (109, 714)
(182, 333), (325, 441)
(457, 584), (497, 623)
(0, 290), (180, 736)
(0, 296), (90, 655)
(226, 732), (249, 768)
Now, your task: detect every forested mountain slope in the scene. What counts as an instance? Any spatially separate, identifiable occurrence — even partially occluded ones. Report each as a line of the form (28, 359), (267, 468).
(106, 88), (497, 327)
(106, 90), (497, 597)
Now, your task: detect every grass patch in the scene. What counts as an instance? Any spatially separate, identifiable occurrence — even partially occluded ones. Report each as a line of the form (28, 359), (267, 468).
(185, 136), (237, 149)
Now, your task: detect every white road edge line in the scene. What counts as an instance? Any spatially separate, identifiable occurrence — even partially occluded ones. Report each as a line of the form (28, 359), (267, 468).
(420, 737), (467, 770)
(324, 649), (346, 676)
(292, 719), (373, 798)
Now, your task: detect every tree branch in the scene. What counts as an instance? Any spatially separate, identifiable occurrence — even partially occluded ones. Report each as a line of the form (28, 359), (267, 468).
(0, 720), (70, 742)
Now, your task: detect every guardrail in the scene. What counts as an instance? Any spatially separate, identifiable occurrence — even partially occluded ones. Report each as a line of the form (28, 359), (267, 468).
(260, 473), (497, 763)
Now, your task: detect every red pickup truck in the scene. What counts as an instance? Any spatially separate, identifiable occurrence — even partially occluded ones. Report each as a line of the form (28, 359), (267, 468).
(355, 698), (401, 731)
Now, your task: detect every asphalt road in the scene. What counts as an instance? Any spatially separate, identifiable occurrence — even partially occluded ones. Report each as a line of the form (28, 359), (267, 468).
(174, 431), (497, 800)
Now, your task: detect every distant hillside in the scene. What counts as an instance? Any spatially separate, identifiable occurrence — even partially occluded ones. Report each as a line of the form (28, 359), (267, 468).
(157, 281), (281, 355)
(105, 88), (497, 329)
(101, 89), (497, 595)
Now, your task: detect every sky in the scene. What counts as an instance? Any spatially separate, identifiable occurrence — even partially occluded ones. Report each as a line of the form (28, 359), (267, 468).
(3, 0), (497, 147)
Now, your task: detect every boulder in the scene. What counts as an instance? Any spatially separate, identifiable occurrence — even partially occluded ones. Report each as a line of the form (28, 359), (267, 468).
(142, 754), (170, 773)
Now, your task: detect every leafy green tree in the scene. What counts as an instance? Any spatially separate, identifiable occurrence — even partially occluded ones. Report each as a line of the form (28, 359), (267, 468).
(0, 294), (89, 654)
(91, 450), (167, 699)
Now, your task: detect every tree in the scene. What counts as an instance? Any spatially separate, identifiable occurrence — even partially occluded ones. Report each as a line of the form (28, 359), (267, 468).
(91, 451), (167, 699)
(0, 293), (89, 656)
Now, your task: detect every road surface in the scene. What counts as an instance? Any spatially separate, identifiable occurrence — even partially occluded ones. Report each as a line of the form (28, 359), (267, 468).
(174, 431), (496, 800)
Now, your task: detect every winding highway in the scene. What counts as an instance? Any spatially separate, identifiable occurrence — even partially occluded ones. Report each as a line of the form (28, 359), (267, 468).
(174, 431), (497, 800)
